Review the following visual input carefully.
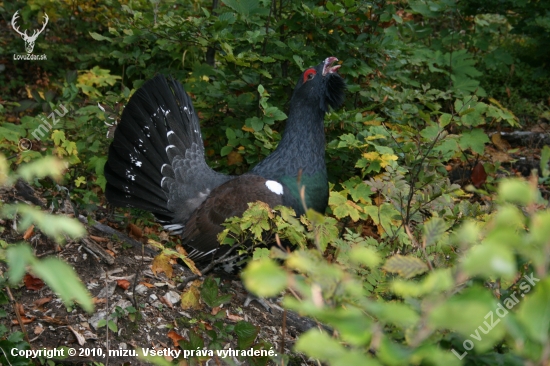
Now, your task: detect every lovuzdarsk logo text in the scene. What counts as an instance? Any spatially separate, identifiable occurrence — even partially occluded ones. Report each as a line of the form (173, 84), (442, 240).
(11, 10), (48, 61)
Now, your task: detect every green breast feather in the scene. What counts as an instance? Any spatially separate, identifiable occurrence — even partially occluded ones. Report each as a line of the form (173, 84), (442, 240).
(280, 172), (328, 214)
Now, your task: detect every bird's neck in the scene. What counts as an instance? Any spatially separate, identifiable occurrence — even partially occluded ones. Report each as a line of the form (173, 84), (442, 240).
(275, 105), (326, 165)
(252, 100), (328, 179)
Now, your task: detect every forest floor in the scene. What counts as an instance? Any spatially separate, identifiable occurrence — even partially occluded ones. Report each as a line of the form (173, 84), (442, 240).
(0, 187), (316, 366)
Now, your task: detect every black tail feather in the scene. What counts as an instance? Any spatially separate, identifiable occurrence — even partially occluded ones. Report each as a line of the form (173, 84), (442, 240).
(105, 74), (231, 228)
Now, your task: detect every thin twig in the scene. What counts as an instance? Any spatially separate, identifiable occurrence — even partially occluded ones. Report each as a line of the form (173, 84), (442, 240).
(104, 275), (110, 366)
(280, 309), (286, 364)
(176, 244), (243, 289)
(404, 224), (433, 271)
(5, 285), (30, 344)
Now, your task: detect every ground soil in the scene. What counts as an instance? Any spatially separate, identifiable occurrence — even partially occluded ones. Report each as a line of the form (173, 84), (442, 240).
(0, 186), (317, 366)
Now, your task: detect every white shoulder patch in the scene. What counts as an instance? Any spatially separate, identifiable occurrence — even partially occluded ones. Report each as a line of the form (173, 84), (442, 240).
(265, 180), (284, 195)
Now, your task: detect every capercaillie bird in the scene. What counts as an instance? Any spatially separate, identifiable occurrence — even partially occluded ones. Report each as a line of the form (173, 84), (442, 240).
(104, 57), (346, 269)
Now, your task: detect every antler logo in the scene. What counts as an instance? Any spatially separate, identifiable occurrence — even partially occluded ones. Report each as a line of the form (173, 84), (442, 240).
(11, 10), (48, 54)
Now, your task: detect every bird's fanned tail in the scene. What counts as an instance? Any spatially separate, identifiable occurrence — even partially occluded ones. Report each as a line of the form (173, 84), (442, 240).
(104, 75), (231, 231)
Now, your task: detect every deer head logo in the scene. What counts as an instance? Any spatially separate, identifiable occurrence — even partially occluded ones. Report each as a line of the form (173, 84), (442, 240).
(11, 10), (48, 54)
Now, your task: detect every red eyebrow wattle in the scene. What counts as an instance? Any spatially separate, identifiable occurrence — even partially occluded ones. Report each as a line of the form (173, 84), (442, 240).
(303, 68), (317, 82)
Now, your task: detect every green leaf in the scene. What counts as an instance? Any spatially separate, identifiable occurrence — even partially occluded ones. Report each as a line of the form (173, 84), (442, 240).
(0, 127), (20, 143)
(460, 101), (488, 126)
(391, 269), (454, 297)
(218, 12), (236, 23)
(462, 242), (516, 280)
(2, 204), (85, 244)
(365, 301), (420, 328)
(257, 84), (265, 95)
(89, 32), (111, 42)
(222, 0), (261, 17)
(180, 330), (205, 351)
(315, 307), (372, 346)
(264, 106), (287, 121)
(201, 277), (232, 308)
(306, 209), (339, 251)
(439, 113), (452, 127)
(74, 176), (86, 187)
(17, 157), (65, 182)
(238, 202), (272, 239)
(51, 130), (65, 145)
(382, 255), (429, 279)
(252, 247), (270, 259)
(7, 245), (33, 284)
(295, 330), (378, 366)
(89, 156), (107, 176)
(429, 286), (505, 352)
(530, 211), (550, 250)
(408, 0), (440, 17)
(498, 179), (538, 206)
(257, 68), (272, 79)
(242, 258), (287, 297)
(180, 281), (201, 310)
(234, 321), (259, 349)
(517, 277), (550, 343)
(226, 127), (236, 140)
(246, 116), (264, 131)
(293, 55), (304, 69)
(423, 217), (446, 246)
(31, 256), (94, 312)
(349, 246), (381, 268)
(95, 175), (107, 191)
(329, 191), (362, 222)
(363, 203), (399, 236)
(220, 145), (233, 156)
(458, 128), (489, 155)
(107, 320), (118, 332)
(420, 123), (440, 140)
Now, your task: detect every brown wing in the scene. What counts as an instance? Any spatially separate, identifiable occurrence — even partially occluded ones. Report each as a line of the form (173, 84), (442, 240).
(182, 175), (284, 261)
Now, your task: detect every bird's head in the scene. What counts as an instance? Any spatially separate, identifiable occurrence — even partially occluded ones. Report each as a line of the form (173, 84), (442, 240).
(292, 57), (346, 113)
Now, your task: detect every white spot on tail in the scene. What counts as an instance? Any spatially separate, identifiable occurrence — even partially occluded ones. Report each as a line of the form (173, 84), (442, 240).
(165, 145), (175, 153)
(167, 130), (175, 137)
(265, 180), (283, 195)
(129, 154), (142, 168)
(157, 106), (170, 116)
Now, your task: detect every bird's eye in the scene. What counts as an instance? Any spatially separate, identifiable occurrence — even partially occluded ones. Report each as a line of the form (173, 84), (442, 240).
(303, 69), (316, 83)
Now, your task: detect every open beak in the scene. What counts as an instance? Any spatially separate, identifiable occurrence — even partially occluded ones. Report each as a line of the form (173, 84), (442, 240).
(322, 57), (341, 76)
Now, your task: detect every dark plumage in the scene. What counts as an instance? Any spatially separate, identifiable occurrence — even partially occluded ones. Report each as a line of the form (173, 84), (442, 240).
(104, 57), (345, 263)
